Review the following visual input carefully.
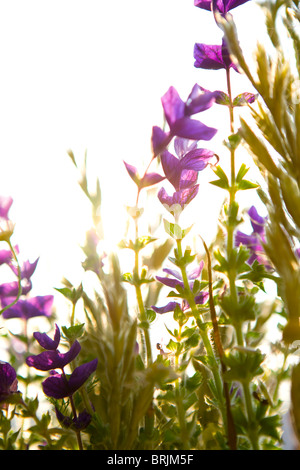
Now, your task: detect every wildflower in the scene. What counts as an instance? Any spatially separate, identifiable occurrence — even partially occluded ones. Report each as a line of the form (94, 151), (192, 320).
(0, 362), (19, 406)
(162, 85), (217, 141)
(33, 323), (61, 350)
(152, 293), (208, 314)
(9, 257), (39, 280)
(0, 257), (39, 300)
(0, 196), (13, 220)
(152, 85), (217, 156)
(156, 260), (205, 290)
(27, 324), (98, 400)
(42, 359), (98, 399)
(26, 340), (81, 371)
(157, 185), (199, 217)
(123, 161), (165, 191)
(235, 206), (270, 267)
(194, 0), (251, 17)
(160, 138), (215, 191)
(153, 260), (208, 313)
(0, 249), (13, 266)
(1, 295), (54, 320)
(194, 37), (239, 72)
(55, 407), (92, 431)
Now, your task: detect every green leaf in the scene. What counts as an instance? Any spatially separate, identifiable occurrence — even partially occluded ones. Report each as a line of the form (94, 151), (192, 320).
(210, 165), (229, 190)
(61, 323), (85, 341)
(163, 219), (193, 240)
(237, 179), (259, 190)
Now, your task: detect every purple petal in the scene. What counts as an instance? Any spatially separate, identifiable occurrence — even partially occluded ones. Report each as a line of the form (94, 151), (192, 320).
(26, 340), (81, 371)
(178, 169), (198, 190)
(248, 206), (267, 234)
(187, 260), (204, 280)
(158, 185), (199, 212)
(235, 231), (258, 249)
(9, 258), (39, 280)
(194, 43), (226, 70)
(171, 116), (217, 141)
(161, 150), (182, 190)
(123, 161), (139, 186)
(0, 249), (13, 266)
(173, 185), (200, 207)
(151, 302), (179, 314)
(0, 196), (13, 220)
(33, 323), (60, 350)
(194, 291), (209, 304)
(0, 280), (32, 300)
(162, 267), (182, 280)
(180, 148), (215, 171)
(68, 359), (98, 394)
(42, 358), (97, 399)
(140, 172), (165, 189)
(194, 0), (250, 14)
(0, 362), (17, 394)
(156, 275), (184, 289)
(161, 86), (185, 127)
(2, 295), (53, 320)
(42, 372), (70, 399)
(174, 138), (198, 159)
(185, 84), (217, 115)
(194, 0), (212, 10)
(151, 126), (171, 157)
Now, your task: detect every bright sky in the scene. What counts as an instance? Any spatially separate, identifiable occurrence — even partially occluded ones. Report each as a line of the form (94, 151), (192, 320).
(0, 1), (267, 313)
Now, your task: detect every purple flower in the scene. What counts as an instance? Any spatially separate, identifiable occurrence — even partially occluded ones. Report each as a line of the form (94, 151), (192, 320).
(156, 261), (205, 290)
(0, 196), (13, 220)
(123, 161), (165, 190)
(42, 359), (98, 399)
(235, 206), (270, 267)
(161, 138), (215, 191)
(0, 249), (13, 266)
(0, 362), (19, 405)
(33, 323), (61, 350)
(194, 0), (251, 16)
(0, 280), (32, 299)
(162, 85), (217, 141)
(158, 185), (199, 216)
(9, 258), (39, 280)
(152, 85), (217, 156)
(55, 407), (92, 431)
(152, 293), (208, 314)
(26, 340), (81, 371)
(153, 260), (208, 313)
(0, 257), (39, 300)
(1, 295), (54, 320)
(194, 37), (239, 72)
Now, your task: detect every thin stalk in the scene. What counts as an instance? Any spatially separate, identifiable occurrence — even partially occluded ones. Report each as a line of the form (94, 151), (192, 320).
(226, 67), (259, 450)
(175, 238), (227, 430)
(133, 195), (152, 367)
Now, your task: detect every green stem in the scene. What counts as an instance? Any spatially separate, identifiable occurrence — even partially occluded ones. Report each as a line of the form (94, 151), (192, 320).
(133, 204), (152, 367)
(226, 68), (259, 450)
(175, 238), (226, 428)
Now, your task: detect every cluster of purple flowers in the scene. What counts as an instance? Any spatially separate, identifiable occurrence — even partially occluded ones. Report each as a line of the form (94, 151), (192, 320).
(26, 324), (97, 400)
(26, 323), (97, 429)
(0, 196), (97, 431)
(0, 196), (54, 321)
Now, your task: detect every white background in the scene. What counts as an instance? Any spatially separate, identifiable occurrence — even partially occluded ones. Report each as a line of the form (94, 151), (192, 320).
(0, 0), (267, 314)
